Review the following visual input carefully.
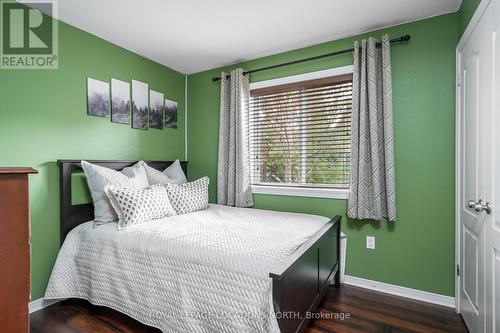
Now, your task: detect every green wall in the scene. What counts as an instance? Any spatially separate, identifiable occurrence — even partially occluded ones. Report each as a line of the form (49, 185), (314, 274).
(459, 0), (482, 36)
(0, 20), (186, 299)
(188, 13), (459, 296)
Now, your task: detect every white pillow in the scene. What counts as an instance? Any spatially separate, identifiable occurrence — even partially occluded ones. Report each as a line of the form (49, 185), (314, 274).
(105, 185), (176, 230)
(166, 177), (209, 214)
(122, 162), (149, 188)
(81, 161), (148, 223)
(141, 160), (187, 185)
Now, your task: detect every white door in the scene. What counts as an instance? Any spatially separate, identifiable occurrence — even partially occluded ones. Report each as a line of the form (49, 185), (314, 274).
(485, 0), (500, 331)
(457, 0), (500, 332)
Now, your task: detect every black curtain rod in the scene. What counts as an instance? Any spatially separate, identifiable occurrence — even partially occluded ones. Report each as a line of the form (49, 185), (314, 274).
(212, 34), (410, 82)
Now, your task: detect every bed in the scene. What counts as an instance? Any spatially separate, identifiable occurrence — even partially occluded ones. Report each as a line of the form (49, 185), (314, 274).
(46, 160), (341, 333)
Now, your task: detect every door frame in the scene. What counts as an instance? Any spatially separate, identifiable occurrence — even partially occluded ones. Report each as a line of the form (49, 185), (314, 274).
(455, 0), (491, 313)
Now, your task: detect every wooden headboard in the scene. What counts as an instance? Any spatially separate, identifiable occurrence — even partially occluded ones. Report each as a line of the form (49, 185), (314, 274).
(57, 159), (188, 244)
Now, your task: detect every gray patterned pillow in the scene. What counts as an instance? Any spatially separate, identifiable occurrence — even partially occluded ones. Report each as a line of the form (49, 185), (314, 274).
(105, 185), (176, 230)
(166, 177), (209, 214)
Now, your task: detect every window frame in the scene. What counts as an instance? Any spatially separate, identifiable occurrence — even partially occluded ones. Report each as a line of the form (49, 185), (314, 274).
(249, 65), (353, 200)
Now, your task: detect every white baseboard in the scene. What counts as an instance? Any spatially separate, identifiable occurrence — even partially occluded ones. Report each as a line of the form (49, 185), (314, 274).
(29, 298), (62, 313)
(29, 277), (454, 313)
(343, 275), (455, 308)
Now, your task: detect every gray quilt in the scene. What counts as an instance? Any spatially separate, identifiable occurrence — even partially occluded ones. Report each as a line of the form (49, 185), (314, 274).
(45, 204), (329, 332)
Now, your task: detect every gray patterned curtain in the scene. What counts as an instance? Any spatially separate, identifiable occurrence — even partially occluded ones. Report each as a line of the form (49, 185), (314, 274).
(217, 68), (254, 207)
(347, 34), (396, 221)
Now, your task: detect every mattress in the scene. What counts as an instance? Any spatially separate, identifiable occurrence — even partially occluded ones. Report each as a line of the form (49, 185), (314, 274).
(45, 204), (330, 333)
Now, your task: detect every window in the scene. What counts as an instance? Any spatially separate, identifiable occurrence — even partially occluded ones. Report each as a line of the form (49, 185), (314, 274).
(249, 66), (353, 199)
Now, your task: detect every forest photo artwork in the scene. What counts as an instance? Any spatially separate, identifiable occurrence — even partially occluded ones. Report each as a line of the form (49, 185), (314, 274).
(86, 77), (178, 131)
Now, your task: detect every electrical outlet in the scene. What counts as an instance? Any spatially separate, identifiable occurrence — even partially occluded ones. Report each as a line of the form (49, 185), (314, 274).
(366, 236), (375, 249)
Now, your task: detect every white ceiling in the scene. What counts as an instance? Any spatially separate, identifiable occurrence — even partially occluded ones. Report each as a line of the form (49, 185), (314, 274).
(51, 0), (461, 74)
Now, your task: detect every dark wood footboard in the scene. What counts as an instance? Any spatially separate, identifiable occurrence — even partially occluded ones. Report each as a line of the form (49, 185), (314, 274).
(269, 216), (341, 333)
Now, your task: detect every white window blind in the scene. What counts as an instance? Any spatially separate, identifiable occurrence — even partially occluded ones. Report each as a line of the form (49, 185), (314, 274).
(249, 73), (352, 189)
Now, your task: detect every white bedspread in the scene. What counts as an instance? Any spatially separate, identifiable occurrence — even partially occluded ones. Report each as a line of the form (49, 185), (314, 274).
(45, 204), (329, 333)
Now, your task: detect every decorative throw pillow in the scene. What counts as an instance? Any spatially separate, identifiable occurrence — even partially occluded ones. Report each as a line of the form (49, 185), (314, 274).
(121, 162), (149, 188)
(105, 185), (176, 230)
(141, 160), (187, 185)
(166, 177), (209, 214)
(81, 161), (149, 223)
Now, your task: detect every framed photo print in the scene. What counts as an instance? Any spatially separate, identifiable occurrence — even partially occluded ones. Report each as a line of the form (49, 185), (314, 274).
(149, 90), (164, 129)
(87, 78), (110, 117)
(131, 80), (149, 130)
(111, 78), (130, 124)
(165, 99), (178, 129)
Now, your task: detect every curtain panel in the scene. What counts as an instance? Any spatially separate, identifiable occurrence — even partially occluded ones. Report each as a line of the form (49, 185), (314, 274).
(217, 68), (254, 207)
(347, 34), (397, 221)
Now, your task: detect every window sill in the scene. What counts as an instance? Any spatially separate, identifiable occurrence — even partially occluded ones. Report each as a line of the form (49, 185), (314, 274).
(252, 185), (349, 199)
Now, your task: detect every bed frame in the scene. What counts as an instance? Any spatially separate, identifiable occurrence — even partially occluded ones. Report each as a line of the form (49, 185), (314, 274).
(58, 159), (341, 333)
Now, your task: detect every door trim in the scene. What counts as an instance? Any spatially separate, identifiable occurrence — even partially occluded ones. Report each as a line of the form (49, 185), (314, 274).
(458, 0), (492, 50)
(455, 0), (492, 313)
(455, 46), (461, 313)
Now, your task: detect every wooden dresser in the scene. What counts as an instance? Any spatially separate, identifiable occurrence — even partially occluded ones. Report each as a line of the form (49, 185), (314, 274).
(0, 168), (37, 333)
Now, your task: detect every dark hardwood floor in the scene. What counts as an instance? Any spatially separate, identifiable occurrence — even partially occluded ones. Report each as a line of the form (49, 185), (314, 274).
(30, 285), (468, 333)
(305, 285), (468, 333)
